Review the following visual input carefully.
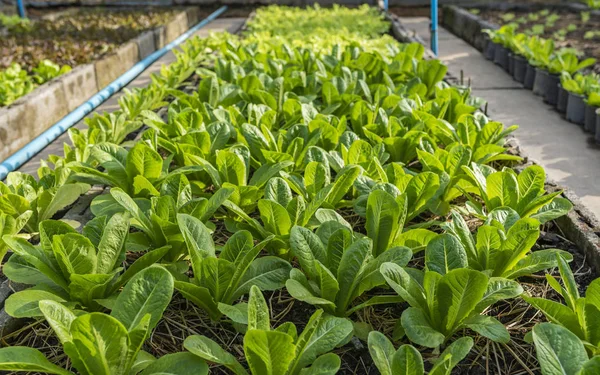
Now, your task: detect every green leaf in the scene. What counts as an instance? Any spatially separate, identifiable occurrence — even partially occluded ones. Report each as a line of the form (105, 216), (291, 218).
(401, 307), (445, 348)
(0, 347), (74, 375)
(5, 289), (68, 318)
(438, 269), (488, 334)
(232, 256), (291, 300)
(425, 234), (467, 275)
(293, 314), (353, 372)
(184, 335), (248, 375)
(335, 238), (372, 315)
(248, 285), (270, 331)
(244, 330), (296, 375)
(325, 165), (361, 206)
(174, 281), (220, 320)
(532, 323), (589, 375)
(111, 266), (174, 332)
(70, 313), (129, 375)
(405, 172), (439, 219)
(96, 213), (129, 274)
(523, 296), (584, 338)
(429, 337), (473, 375)
(298, 353), (340, 375)
(290, 226), (327, 280)
(368, 331), (396, 375)
(217, 150), (247, 186)
(366, 190), (401, 257)
(258, 199), (292, 236)
(140, 353), (208, 375)
(39, 300), (76, 344)
(463, 315), (510, 343)
(37, 183), (90, 222)
(126, 143), (163, 181)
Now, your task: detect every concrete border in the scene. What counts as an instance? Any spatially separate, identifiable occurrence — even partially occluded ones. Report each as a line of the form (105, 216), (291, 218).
(389, 12), (600, 276)
(0, 7), (199, 165)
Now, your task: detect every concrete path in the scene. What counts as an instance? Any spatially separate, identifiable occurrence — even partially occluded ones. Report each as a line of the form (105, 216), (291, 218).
(400, 17), (600, 218)
(17, 17), (246, 175)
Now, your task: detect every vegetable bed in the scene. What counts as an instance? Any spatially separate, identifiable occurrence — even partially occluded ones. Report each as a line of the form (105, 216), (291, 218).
(0, 4), (598, 375)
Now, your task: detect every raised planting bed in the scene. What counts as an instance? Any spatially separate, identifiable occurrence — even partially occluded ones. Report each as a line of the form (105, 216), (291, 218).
(0, 4), (600, 375)
(0, 6), (220, 163)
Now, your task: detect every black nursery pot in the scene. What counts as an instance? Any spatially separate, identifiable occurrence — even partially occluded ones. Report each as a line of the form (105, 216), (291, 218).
(512, 55), (527, 83)
(543, 74), (560, 106)
(484, 40), (496, 60)
(508, 53), (515, 75)
(557, 84), (569, 113)
(566, 92), (586, 125)
(494, 45), (509, 70)
(524, 63), (536, 90)
(533, 68), (551, 97)
(584, 103), (598, 133)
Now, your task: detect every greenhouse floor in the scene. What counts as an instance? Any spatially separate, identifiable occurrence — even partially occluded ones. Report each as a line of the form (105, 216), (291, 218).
(16, 17), (246, 175)
(400, 17), (600, 219)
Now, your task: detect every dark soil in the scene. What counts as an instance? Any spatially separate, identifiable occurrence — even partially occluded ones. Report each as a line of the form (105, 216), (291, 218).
(0, 7), (217, 71)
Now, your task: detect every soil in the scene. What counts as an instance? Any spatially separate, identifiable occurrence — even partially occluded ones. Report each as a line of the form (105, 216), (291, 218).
(475, 7), (600, 72)
(0, 6), (231, 71)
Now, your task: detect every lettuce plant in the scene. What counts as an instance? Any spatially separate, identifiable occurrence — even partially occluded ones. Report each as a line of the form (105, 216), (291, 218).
(0, 266), (199, 375)
(184, 285), (353, 375)
(368, 331), (473, 375)
(90, 175), (233, 259)
(3, 214), (170, 317)
(532, 323), (600, 375)
(381, 263), (522, 348)
(462, 164), (572, 223)
(285, 225), (412, 317)
(0, 171), (89, 234)
(441, 210), (572, 279)
(524, 255), (600, 355)
(174, 214), (291, 320)
(224, 166), (360, 255)
(69, 142), (167, 198)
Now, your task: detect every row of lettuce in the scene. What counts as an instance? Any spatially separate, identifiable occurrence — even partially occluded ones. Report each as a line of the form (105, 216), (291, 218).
(0, 5), (595, 375)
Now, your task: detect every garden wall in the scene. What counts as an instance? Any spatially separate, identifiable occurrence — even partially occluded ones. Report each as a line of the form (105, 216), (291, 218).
(0, 7), (202, 162)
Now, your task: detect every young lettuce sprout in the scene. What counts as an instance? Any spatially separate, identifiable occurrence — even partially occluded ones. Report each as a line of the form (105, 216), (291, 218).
(380, 263), (522, 348)
(184, 285), (353, 375)
(285, 224), (412, 317)
(368, 331), (473, 375)
(175, 214), (291, 321)
(439, 210), (573, 279)
(524, 255), (600, 355)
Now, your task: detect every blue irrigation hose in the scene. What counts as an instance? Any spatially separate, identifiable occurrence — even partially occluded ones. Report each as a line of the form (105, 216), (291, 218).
(430, 0), (438, 55)
(16, 0), (26, 18)
(0, 5), (228, 180)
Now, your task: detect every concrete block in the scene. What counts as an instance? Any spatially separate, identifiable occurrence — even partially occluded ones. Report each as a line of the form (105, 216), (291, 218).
(94, 42), (139, 89)
(60, 64), (98, 112)
(135, 31), (157, 60)
(0, 79), (69, 161)
(165, 12), (189, 44)
(154, 25), (167, 50)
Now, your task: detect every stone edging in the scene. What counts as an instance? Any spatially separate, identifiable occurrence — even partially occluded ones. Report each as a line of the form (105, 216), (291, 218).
(388, 12), (600, 275)
(0, 7), (201, 162)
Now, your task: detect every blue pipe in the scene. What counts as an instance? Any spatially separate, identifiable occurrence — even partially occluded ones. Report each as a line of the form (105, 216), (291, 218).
(383, 0), (388, 12)
(16, 0), (26, 18)
(0, 6), (228, 180)
(431, 0), (438, 55)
